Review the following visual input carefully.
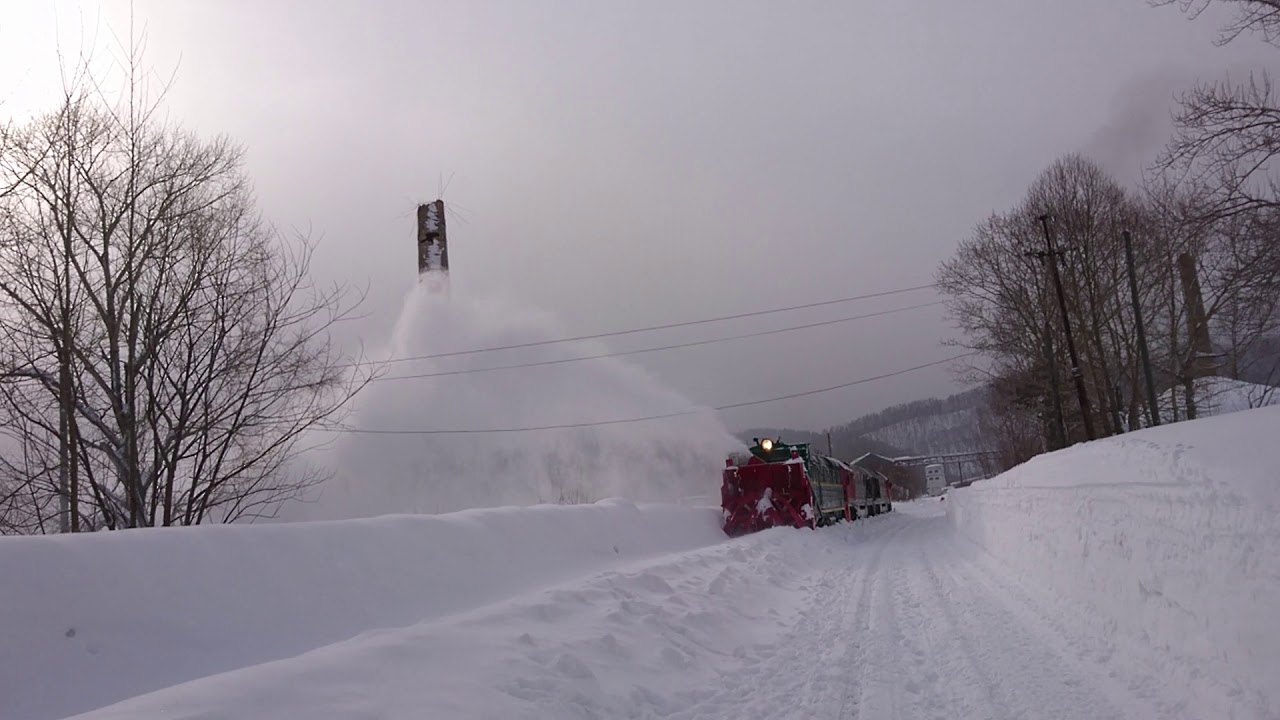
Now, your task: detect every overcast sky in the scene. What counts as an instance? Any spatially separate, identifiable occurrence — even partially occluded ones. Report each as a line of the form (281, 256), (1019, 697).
(1, 0), (1273, 433)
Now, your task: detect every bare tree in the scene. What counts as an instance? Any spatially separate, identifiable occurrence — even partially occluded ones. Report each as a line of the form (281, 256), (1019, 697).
(974, 370), (1046, 475)
(1155, 74), (1280, 223)
(1153, 0), (1280, 46)
(938, 154), (1161, 446)
(1143, 0), (1280, 420)
(0, 52), (373, 533)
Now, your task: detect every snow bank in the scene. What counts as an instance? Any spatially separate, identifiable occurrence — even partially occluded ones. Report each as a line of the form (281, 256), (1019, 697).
(0, 500), (726, 720)
(948, 405), (1280, 719)
(1157, 375), (1278, 421)
(46, 513), (914, 720)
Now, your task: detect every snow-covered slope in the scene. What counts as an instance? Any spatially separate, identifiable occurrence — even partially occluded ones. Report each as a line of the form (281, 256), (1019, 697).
(862, 406), (982, 455)
(832, 387), (989, 456)
(29, 509), (942, 720)
(948, 404), (1280, 719)
(1157, 375), (1278, 420)
(0, 500), (725, 720)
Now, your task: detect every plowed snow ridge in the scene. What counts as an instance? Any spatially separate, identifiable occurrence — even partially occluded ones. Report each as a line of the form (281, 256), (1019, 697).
(0, 500), (727, 720)
(47, 503), (1249, 720)
(4, 405), (1279, 719)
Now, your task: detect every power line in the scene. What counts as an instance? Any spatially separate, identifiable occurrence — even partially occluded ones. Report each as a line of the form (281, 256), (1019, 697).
(713, 354), (977, 411)
(343, 282), (938, 369)
(329, 409), (705, 435)
(372, 301), (944, 382)
(329, 352), (977, 435)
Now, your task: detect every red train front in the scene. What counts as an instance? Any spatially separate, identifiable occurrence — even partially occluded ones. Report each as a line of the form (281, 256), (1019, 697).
(720, 437), (891, 537)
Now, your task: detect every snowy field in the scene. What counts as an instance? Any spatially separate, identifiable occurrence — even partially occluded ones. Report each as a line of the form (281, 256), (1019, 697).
(4, 406), (1279, 719)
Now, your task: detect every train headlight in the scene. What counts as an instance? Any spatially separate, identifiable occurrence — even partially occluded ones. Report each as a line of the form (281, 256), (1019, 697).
(760, 438), (774, 452)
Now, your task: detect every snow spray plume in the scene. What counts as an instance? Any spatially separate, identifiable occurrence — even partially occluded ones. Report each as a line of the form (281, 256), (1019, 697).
(282, 283), (742, 520)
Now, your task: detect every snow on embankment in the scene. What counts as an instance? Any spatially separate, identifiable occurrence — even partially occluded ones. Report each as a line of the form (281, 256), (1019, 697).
(0, 500), (726, 720)
(1157, 375), (1278, 420)
(948, 405), (1280, 719)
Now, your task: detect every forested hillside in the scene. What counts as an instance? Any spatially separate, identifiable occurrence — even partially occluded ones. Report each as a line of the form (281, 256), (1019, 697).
(737, 387), (991, 459)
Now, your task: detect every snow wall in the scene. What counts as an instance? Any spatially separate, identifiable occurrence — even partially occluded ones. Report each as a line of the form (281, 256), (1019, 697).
(0, 499), (725, 720)
(947, 404), (1280, 719)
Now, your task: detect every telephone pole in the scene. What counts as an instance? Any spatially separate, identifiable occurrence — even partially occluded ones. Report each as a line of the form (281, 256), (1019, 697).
(1026, 250), (1068, 449)
(1122, 230), (1160, 427)
(1038, 214), (1096, 441)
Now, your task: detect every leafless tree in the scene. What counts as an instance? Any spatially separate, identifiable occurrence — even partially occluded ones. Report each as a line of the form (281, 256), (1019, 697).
(1143, 176), (1280, 415)
(0, 51), (374, 533)
(1155, 74), (1280, 223)
(938, 155), (1161, 447)
(1143, 0), (1280, 419)
(1152, 0), (1280, 46)
(974, 370), (1046, 475)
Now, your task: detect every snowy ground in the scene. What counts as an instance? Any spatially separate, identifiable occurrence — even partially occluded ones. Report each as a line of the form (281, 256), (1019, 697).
(1156, 375), (1278, 421)
(950, 404), (1280, 720)
(6, 407), (1279, 720)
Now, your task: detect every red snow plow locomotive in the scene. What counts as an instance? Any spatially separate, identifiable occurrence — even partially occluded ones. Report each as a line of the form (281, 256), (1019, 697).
(720, 438), (891, 536)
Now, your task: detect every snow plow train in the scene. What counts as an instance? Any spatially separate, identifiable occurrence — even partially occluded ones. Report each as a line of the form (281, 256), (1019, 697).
(720, 438), (892, 536)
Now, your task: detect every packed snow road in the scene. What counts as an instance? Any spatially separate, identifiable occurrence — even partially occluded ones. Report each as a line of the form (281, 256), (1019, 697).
(64, 501), (1173, 720)
(659, 501), (1151, 720)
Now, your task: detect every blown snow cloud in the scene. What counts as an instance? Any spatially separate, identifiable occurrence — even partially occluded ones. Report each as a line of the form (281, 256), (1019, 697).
(284, 283), (742, 520)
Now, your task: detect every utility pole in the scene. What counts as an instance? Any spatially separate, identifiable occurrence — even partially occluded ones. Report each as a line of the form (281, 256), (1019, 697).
(1122, 230), (1160, 427)
(1025, 250), (1068, 449)
(1038, 214), (1096, 441)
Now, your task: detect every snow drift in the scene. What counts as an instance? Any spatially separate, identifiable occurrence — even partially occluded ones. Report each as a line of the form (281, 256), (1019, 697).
(948, 404), (1280, 719)
(0, 500), (726, 720)
(284, 284), (741, 521)
(18, 508), (920, 720)
(1157, 375), (1278, 420)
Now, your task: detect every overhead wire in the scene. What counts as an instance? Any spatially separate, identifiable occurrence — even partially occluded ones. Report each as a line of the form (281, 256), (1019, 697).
(340, 282), (939, 369)
(712, 354), (976, 411)
(329, 352), (978, 435)
(371, 300), (945, 382)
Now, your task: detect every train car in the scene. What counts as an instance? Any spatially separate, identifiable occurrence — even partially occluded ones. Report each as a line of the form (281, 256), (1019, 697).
(721, 437), (859, 536)
(849, 465), (892, 516)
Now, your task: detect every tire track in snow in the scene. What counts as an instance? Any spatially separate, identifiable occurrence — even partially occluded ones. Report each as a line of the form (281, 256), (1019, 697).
(862, 517), (1013, 720)
(825, 516), (914, 719)
(874, 534), (963, 720)
(937, 531), (1174, 718)
(844, 519), (919, 720)
(664, 573), (853, 719)
(665, 515), (906, 720)
(919, 515), (1128, 720)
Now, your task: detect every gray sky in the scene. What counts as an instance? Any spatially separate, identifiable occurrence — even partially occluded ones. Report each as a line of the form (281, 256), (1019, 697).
(2, 0), (1273, 432)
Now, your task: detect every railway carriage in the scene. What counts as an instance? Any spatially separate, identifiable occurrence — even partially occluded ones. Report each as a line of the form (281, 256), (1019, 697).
(720, 437), (891, 536)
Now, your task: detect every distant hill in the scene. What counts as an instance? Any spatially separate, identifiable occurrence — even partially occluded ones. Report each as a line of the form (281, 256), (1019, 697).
(736, 386), (992, 460)
(831, 387), (989, 457)
(737, 368), (1279, 467)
